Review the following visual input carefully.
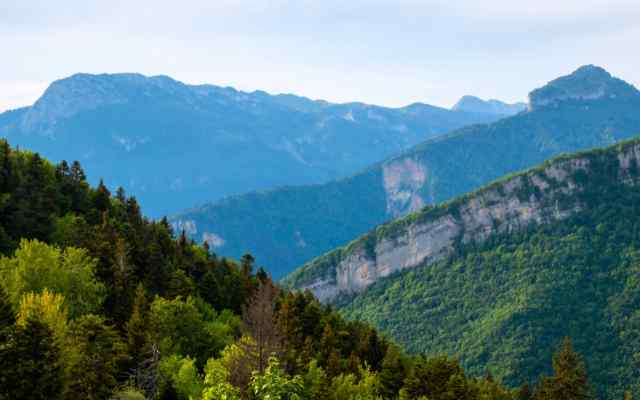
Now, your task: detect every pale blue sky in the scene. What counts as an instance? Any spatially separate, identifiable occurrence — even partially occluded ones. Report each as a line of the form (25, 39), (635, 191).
(1, 0), (639, 112)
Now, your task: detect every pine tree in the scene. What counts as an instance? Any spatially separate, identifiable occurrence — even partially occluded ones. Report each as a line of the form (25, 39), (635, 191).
(379, 345), (407, 399)
(70, 160), (86, 183)
(0, 317), (64, 400)
(0, 285), (15, 335)
(363, 329), (386, 371)
(0, 140), (13, 193)
(94, 179), (111, 213)
(534, 337), (591, 400)
(127, 284), (150, 365)
(116, 186), (127, 203)
(241, 253), (255, 277)
(65, 314), (125, 399)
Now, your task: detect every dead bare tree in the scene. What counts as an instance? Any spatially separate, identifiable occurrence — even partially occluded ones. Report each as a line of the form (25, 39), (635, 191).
(130, 343), (160, 399)
(241, 281), (283, 374)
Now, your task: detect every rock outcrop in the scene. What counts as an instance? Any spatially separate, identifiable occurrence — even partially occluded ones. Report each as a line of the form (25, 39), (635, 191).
(286, 140), (640, 302)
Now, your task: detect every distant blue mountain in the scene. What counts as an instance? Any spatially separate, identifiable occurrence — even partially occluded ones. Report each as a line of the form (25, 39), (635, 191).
(452, 95), (527, 115)
(0, 73), (501, 216)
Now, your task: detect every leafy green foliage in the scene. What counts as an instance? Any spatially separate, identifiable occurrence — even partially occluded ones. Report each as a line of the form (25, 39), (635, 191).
(339, 152), (640, 399)
(328, 365), (383, 400)
(0, 138), (622, 399)
(0, 239), (105, 317)
(158, 354), (204, 400)
(249, 356), (304, 400)
(16, 289), (68, 342)
(202, 357), (242, 400)
(149, 295), (238, 366)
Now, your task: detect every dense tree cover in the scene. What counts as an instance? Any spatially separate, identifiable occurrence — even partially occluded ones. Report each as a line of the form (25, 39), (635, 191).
(339, 149), (640, 399)
(0, 139), (630, 399)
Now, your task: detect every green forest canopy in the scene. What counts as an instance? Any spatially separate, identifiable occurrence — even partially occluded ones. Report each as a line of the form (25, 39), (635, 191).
(0, 138), (631, 399)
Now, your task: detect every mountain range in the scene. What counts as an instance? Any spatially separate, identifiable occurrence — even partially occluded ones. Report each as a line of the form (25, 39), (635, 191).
(0, 73), (503, 217)
(2, 63), (639, 399)
(174, 65), (640, 278)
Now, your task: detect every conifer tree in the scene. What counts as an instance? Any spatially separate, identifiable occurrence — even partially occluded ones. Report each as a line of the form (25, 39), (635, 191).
(534, 337), (591, 400)
(127, 283), (150, 365)
(94, 179), (112, 213)
(65, 314), (125, 399)
(0, 317), (64, 400)
(0, 285), (15, 335)
(379, 345), (407, 399)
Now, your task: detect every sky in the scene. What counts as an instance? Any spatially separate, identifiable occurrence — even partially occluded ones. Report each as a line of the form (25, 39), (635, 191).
(1, 0), (639, 112)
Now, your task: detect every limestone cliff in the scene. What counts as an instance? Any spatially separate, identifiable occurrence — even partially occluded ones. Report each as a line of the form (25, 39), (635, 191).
(285, 140), (640, 302)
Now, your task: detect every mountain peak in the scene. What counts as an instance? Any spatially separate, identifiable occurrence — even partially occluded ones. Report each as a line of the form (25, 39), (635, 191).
(19, 73), (197, 134)
(528, 65), (637, 110)
(452, 95), (526, 116)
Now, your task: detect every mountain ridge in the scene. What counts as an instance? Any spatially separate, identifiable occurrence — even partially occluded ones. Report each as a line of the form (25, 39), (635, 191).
(284, 138), (640, 300)
(0, 72), (500, 217)
(173, 65), (640, 278)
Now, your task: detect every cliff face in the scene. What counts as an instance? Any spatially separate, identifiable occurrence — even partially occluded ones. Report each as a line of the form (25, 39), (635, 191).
(288, 141), (640, 301)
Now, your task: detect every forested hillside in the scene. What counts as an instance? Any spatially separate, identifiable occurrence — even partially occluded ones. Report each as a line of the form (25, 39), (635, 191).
(324, 139), (640, 400)
(0, 139), (613, 399)
(173, 65), (640, 279)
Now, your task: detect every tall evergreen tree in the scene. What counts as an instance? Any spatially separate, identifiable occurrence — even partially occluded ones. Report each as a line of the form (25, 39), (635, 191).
(535, 337), (591, 400)
(0, 285), (15, 335)
(65, 315), (125, 399)
(379, 345), (407, 399)
(127, 283), (150, 365)
(0, 317), (64, 400)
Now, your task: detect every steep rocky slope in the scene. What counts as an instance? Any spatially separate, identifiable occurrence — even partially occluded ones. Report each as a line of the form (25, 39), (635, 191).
(173, 65), (640, 278)
(284, 139), (640, 300)
(0, 73), (497, 216)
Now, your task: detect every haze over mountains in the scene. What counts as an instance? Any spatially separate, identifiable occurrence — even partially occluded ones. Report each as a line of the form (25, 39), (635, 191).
(175, 65), (640, 278)
(0, 73), (502, 217)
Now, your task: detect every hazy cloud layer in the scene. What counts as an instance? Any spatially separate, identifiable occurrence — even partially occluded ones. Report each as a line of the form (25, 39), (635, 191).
(1, 0), (639, 111)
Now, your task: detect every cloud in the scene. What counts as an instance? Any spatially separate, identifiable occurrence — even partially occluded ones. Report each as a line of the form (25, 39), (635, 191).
(1, 0), (639, 110)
